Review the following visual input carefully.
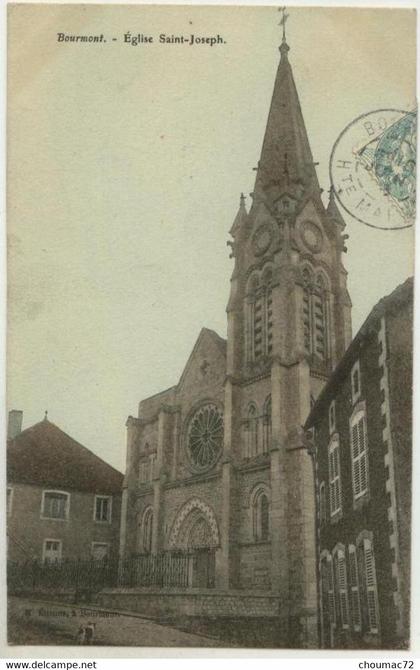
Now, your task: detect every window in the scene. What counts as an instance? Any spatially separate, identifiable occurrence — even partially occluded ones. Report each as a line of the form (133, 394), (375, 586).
(302, 269), (330, 362)
(313, 275), (328, 359)
(351, 360), (361, 404)
(139, 453), (157, 484)
(263, 396), (272, 453)
(358, 535), (380, 634)
(319, 482), (327, 524)
(7, 487), (13, 516)
(328, 436), (341, 517)
(41, 491), (70, 520)
(264, 270), (273, 357)
(150, 453), (157, 479)
(333, 546), (350, 629)
(320, 551), (336, 647)
(94, 495), (112, 523)
(246, 268), (274, 363)
(246, 405), (258, 458)
(142, 507), (153, 553)
(42, 539), (62, 563)
(91, 542), (110, 561)
(252, 488), (270, 542)
(348, 544), (361, 631)
(329, 401), (336, 435)
(350, 407), (369, 501)
(303, 269), (312, 354)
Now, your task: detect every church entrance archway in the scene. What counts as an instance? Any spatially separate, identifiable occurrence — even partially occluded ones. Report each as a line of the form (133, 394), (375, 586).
(168, 498), (219, 588)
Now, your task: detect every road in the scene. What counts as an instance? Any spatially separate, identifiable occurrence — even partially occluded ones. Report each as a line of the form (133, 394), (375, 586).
(8, 596), (224, 647)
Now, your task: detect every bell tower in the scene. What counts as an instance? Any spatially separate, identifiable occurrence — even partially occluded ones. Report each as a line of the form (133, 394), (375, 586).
(221, 18), (352, 647)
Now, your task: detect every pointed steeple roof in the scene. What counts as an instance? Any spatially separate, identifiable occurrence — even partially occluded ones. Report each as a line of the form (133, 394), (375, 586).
(254, 36), (321, 204)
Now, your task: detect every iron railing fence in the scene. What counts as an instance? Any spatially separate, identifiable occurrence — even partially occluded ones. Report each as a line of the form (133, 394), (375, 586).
(7, 548), (216, 594)
(7, 556), (119, 594)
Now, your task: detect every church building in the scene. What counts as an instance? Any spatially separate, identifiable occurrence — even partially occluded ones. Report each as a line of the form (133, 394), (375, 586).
(119, 29), (352, 647)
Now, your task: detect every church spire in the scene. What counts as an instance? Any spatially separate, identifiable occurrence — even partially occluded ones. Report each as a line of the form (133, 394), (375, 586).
(327, 186), (346, 229)
(254, 10), (321, 204)
(229, 192), (248, 236)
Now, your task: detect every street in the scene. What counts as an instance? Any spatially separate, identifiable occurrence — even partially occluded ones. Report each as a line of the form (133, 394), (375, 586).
(8, 597), (224, 647)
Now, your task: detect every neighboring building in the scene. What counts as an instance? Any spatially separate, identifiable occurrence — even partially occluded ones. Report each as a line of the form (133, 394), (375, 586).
(119, 32), (352, 647)
(7, 413), (123, 564)
(305, 278), (413, 649)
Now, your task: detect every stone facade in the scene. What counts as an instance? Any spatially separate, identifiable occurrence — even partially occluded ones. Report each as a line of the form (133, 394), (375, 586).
(120, 35), (352, 647)
(305, 278), (413, 649)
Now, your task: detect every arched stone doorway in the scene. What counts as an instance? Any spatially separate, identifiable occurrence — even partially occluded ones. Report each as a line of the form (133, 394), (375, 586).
(168, 498), (219, 588)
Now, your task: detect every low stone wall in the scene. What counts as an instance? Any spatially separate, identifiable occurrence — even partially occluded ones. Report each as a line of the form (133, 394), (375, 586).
(96, 588), (281, 619)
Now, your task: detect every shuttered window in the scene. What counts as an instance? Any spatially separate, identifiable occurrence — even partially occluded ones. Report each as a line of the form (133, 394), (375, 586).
(320, 553), (336, 647)
(350, 411), (369, 500)
(253, 296), (264, 360)
(334, 548), (350, 629)
(319, 482), (327, 524)
(326, 555), (336, 625)
(302, 271), (329, 361)
(363, 538), (380, 634)
(266, 289), (273, 356)
(328, 436), (341, 517)
(348, 544), (361, 631)
(329, 401), (336, 435)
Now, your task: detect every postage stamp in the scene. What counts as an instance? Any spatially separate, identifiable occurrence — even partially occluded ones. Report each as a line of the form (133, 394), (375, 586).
(329, 109), (416, 230)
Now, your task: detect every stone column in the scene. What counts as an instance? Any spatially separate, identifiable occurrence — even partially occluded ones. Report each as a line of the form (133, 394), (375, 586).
(216, 377), (233, 589)
(285, 359), (318, 648)
(171, 409), (181, 481)
(151, 406), (169, 553)
(151, 480), (161, 554)
(119, 416), (140, 560)
(270, 359), (288, 596)
(217, 458), (231, 590)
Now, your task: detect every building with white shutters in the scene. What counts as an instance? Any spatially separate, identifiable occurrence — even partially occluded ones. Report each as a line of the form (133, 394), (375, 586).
(305, 278), (413, 649)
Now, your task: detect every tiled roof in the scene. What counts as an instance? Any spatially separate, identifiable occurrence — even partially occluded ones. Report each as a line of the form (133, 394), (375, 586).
(7, 419), (123, 494)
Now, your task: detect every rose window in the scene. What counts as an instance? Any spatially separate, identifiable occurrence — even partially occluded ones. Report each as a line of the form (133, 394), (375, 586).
(186, 403), (224, 472)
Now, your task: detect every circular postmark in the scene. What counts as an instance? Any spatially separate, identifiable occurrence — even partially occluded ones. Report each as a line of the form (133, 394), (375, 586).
(330, 109), (416, 230)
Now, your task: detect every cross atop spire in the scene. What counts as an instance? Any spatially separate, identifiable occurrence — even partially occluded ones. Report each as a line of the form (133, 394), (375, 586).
(278, 7), (290, 57)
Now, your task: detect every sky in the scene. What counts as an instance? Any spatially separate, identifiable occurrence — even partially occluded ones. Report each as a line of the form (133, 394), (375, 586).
(7, 5), (416, 472)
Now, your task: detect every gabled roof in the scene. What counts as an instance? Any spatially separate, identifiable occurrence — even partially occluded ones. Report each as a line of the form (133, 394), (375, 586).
(7, 419), (123, 494)
(254, 40), (320, 202)
(305, 277), (413, 427)
(178, 327), (226, 388)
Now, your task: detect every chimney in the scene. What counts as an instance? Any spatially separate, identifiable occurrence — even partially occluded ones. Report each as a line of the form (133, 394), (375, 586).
(8, 410), (23, 440)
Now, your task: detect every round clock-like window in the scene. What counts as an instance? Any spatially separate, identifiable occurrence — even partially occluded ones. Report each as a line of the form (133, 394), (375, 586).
(301, 221), (323, 254)
(252, 223), (274, 256)
(186, 403), (224, 472)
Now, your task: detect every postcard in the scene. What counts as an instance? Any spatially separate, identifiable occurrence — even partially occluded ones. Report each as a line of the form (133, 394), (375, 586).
(6, 4), (416, 651)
